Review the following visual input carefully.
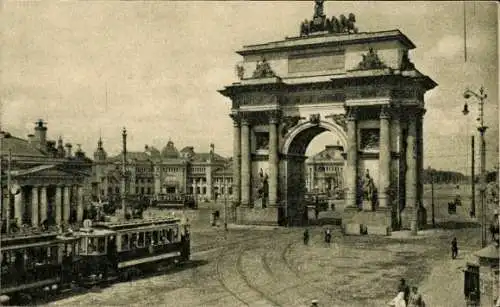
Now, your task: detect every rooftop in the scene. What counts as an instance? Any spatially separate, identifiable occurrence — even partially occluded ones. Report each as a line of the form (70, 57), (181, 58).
(237, 29), (416, 56)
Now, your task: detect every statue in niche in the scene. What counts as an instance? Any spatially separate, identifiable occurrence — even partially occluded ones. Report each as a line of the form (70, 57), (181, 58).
(360, 129), (380, 151)
(359, 169), (378, 210)
(256, 168), (269, 207)
(356, 48), (387, 70)
(255, 133), (269, 150)
(252, 58), (276, 79)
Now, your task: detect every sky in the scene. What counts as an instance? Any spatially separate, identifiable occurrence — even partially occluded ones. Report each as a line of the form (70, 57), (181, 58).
(1, 1), (498, 174)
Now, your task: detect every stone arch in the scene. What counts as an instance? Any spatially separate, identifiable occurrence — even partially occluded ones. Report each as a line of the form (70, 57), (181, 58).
(281, 120), (348, 155)
(279, 120), (347, 226)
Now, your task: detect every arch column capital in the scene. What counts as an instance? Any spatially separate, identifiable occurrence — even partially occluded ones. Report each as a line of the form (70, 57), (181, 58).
(229, 113), (241, 127)
(380, 105), (392, 119)
(345, 106), (358, 121)
(268, 110), (281, 124)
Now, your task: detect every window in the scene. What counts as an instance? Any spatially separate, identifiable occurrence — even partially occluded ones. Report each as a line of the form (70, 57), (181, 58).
(147, 188), (152, 194)
(97, 238), (106, 253)
(131, 233), (138, 249)
(121, 234), (130, 250)
(138, 232), (145, 247)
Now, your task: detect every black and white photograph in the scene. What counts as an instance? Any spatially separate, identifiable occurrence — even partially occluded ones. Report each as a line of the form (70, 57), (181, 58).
(0, 1), (498, 306)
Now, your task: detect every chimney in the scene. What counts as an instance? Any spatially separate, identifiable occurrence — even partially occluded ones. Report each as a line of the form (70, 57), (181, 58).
(27, 134), (35, 145)
(65, 143), (73, 158)
(34, 119), (47, 149)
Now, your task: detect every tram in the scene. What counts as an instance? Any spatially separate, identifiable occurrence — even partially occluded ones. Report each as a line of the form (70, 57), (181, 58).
(0, 215), (190, 304)
(154, 193), (197, 210)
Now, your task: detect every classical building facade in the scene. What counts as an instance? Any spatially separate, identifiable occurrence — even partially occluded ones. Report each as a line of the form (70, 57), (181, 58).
(1, 120), (92, 229)
(219, 2), (437, 230)
(305, 144), (345, 195)
(92, 137), (233, 201)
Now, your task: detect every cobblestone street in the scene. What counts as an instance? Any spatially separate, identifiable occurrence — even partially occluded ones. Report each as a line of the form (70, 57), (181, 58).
(43, 214), (481, 307)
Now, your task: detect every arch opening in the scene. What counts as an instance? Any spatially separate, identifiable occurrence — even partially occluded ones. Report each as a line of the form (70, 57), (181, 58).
(279, 121), (347, 226)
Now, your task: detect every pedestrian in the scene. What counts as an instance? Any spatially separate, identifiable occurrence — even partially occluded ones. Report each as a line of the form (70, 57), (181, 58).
(451, 237), (458, 259)
(397, 278), (410, 305)
(408, 286), (424, 307)
(324, 228), (332, 244)
(303, 229), (310, 245)
(388, 292), (406, 307)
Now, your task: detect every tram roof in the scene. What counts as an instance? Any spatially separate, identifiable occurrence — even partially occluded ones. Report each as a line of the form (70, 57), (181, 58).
(95, 217), (181, 231)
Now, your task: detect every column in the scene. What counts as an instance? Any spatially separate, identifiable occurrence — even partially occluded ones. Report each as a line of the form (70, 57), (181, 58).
(77, 186), (84, 222)
(405, 111), (418, 234)
(231, 114), (241, 204)
(14, 188), (23, 227)
(63, 186), (70, 223)
(345, 107), (358, 208)
(268, 113), (279, 207)
(31, 186), (39, 226)
(206, 165), (212, 201)
(240, 118), (251, 206)
(417, 109), (426, 206)
(40, 186), (48, 223)
(378, 106), (391, 208)
(55, 186), (62, 225)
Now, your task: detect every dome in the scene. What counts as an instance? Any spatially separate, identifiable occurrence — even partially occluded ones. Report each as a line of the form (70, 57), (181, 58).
(161, 139), (179, 158)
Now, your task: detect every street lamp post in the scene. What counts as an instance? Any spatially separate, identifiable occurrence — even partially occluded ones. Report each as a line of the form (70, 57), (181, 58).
(431, 169), (435, 227)
(463, 86), (488, 247)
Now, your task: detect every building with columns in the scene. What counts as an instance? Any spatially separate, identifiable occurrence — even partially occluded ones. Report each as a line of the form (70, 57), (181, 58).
(92, 137), (233, 202)
(0, 120), (92, 230)
(219, 2), (437, 230)
(305, 144), (345, 196)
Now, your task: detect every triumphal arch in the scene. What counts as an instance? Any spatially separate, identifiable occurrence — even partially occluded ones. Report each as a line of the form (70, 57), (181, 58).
(219, 1), (437, 233)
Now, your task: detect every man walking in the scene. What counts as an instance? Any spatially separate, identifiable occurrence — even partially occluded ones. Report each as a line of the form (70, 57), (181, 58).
(303, 229), (310, 245)
(451, 237), (458, 259)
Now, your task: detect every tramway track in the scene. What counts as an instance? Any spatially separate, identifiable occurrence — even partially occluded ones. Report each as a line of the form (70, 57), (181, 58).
(280, 240), (336, 300)
(235, 248), (283, 307)
(213, 246), (250, 306)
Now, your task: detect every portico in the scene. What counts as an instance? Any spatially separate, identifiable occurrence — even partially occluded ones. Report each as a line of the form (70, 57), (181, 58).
(7, 165), (89, 227)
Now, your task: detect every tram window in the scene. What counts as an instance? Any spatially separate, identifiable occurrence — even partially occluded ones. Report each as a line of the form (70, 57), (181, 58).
(97, 238), (106, 253)
(138, 232), (145, 248)
(152, 231), (158, 245)
(131, 233), (138, 249)
(122, 234), (130, 250)
(145, 232), (152, 245)
(167, 229), (173, 243)
(88, 238), (97, 253)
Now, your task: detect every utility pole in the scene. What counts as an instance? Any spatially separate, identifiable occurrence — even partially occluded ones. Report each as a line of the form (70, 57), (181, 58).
(463, 86), (488, 247)
(431, 169), (435, 227)
(121, 127), (127, 219)
(471, 135), (475, 217)
(6, 149), (12, 233)
(224, 181), (228, 232)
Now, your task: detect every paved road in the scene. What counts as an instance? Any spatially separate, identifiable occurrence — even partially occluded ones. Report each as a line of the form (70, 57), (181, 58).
(44, 225), (466, 307)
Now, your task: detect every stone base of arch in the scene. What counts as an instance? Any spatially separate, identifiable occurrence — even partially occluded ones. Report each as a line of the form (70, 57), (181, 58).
(234, 206), (283, 226)
(342, 207), (393, 235)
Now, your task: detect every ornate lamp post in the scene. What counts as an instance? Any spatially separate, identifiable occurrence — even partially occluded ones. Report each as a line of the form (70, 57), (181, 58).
(463, 86), (488, 247)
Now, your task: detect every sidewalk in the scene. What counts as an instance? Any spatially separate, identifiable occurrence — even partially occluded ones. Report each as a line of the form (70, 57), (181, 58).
(418, 249), (475, 307)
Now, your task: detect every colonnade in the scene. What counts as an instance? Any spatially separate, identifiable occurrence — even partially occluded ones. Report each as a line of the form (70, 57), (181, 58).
(344, 106), (425, 214)
(232, 112), (279, 207)
(12, 184), (85, 227)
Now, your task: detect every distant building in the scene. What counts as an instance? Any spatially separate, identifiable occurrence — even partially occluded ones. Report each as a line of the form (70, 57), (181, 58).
(305, 145), (345, 196)
(92, 138), (233, 201)
(0, 120), (92, 229)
